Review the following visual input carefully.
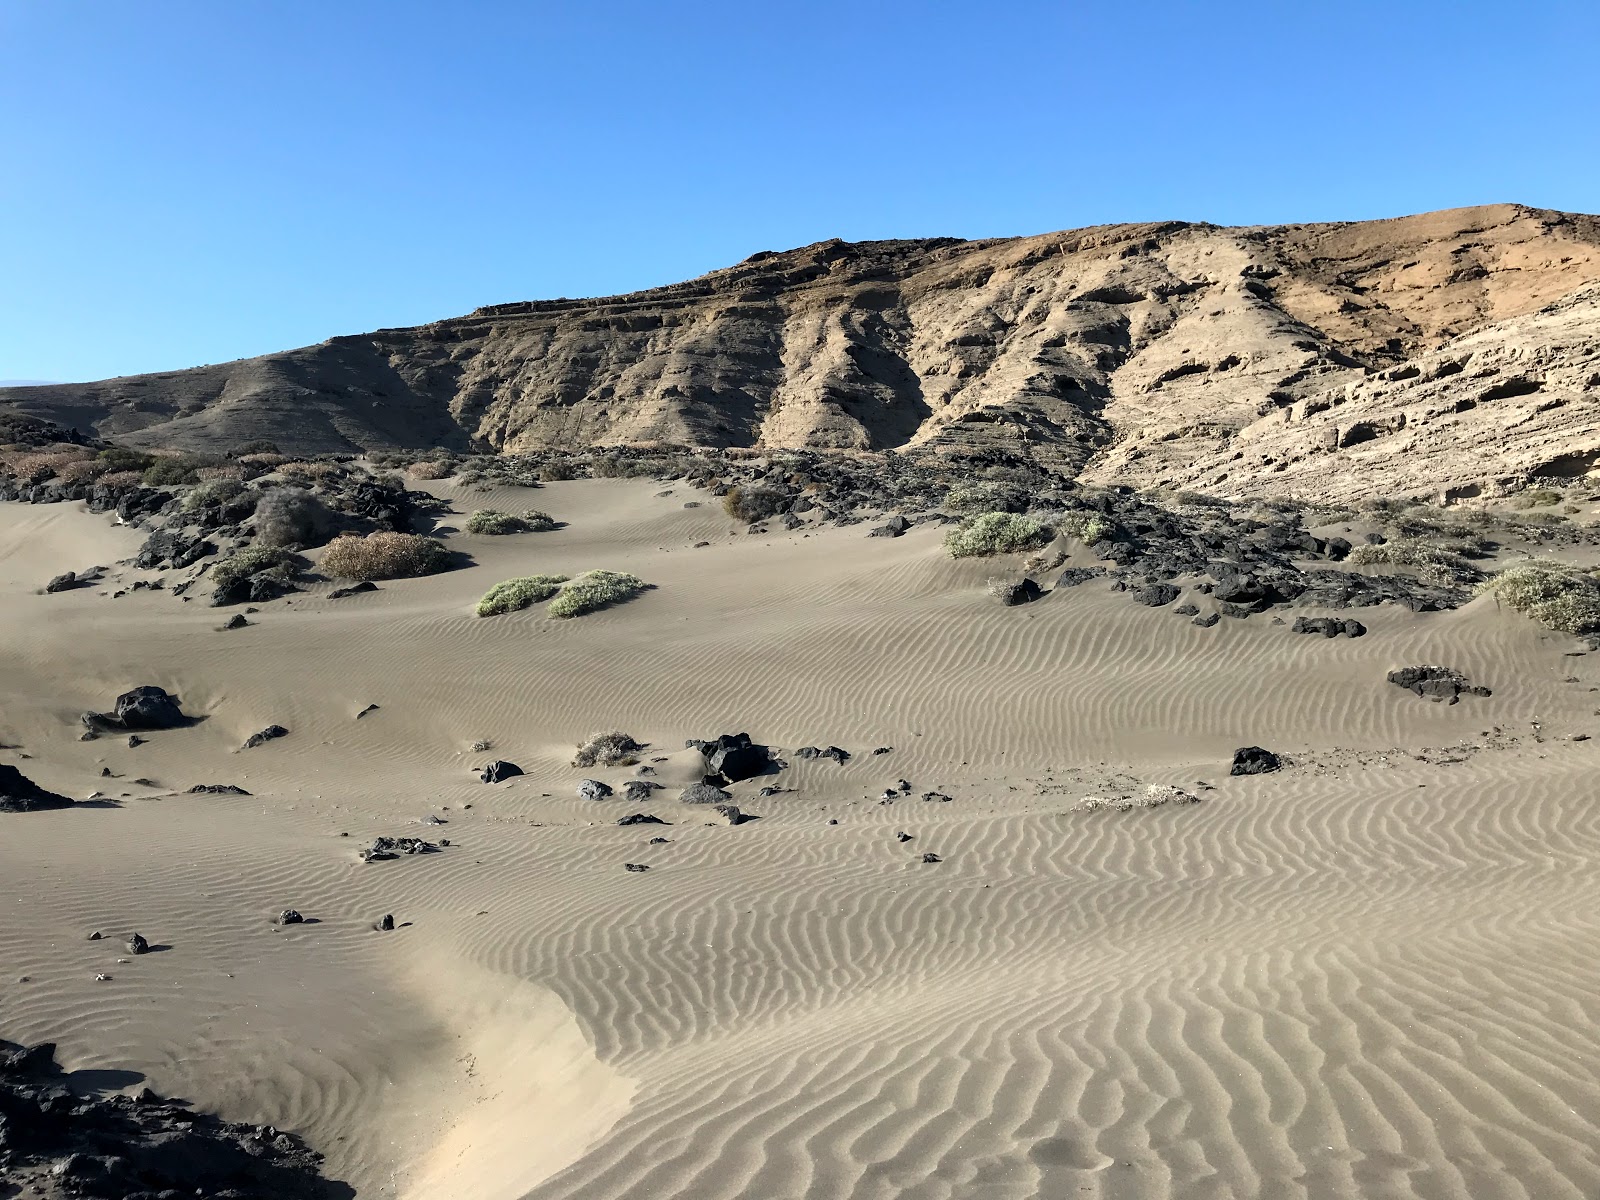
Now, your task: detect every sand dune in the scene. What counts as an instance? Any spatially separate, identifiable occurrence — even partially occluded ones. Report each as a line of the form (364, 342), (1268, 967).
(4, 477), (1600, 1198)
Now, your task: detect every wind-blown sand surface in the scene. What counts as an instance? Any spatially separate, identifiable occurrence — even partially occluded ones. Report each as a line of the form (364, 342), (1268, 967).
(4, 477), (1600, 1198)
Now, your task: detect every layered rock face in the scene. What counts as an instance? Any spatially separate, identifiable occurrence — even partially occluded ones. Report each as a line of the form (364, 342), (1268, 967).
(5, 204), (1599, 501)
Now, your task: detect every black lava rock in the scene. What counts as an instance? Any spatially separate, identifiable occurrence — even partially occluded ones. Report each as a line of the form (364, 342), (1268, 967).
(1230, 746), (1281, 776)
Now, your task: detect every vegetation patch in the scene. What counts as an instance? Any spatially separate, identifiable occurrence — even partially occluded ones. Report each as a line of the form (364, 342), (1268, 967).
(465, 508), (557, 534)
(722, 484), (789, 523)
(945, 512), (1054, 558)
(1346, 537), (1481, 586)
(212, 546), (297, 592)
(321, 532), (451, 580)
(1476, 563), (1600, 633)
(475, 575), (569, 616)
(547, 570), (647, 618)
(573, 730), (645, 767)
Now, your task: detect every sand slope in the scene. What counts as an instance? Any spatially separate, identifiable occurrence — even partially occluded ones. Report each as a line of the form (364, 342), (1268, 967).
(3, 478), (1600, 1198)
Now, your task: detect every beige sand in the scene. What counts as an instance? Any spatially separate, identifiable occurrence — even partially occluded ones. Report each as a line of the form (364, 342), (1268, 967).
(4, 477), (1600, 1198)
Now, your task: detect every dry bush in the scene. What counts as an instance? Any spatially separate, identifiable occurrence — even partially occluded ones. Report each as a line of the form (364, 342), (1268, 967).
(4, 449), (91, 482)
(212, 545), (297, 592)
(1476, 563), (1600, 633)
(182, 478), (249, 512)
(321, 531), (451, 580)
(722, 484), (789, 523)
(1347, 537), (1480, 586)
(55, 458), (109, 484)
(98, 470), (144, 489)
(279, 460), (345, 484)
(407, 460), (453, 480)
(546, 570), (646, 618)
(195, 465), (245, 483)
(475, 575), (569, 616)
(945, 512), (1054, 558)
(538, 460), (578, 482)
(239, 453), (288, 469)
(254, 487), (338, 548)
(572, 730), (644, 767)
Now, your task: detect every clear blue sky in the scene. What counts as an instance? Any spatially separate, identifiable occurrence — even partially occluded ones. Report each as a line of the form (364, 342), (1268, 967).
(2, 0), (1596, 383)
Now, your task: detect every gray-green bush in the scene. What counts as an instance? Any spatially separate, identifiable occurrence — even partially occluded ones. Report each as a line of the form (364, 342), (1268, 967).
(475, 574), (570, 616)
(944, 512), (1054, 558)
(547, 570), (647, 618)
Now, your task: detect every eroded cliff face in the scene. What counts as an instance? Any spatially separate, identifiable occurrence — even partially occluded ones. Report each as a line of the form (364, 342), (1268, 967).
(5, 203), (1599, 501)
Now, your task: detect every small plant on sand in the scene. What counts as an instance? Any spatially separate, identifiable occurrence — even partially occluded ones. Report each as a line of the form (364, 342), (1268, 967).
(321, 531), (451, 581)
(475, 575), (570, 616)
(546, 570), (647, 618)
(1476, 563), (1600, 633)
(465, 508), (558, 535)
(211, 545), (298, 592)
(1347, 537), (1480, 587)
(722, 484), (790, 524)
(944, 481), (1027, 514)
(1057, 512), (1114, 544)
(254, 487), (337, 548)
(945, 512), (1053, 558)
(572, 730), (645, 768)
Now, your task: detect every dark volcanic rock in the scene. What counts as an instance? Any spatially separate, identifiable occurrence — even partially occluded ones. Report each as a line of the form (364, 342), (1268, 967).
(327, 581), (379, 599)
(188, 783), (251, 795)
(125, 933), (148, 955)
(1291, 616), (1367, 638)
(45, 570), (81, 593)
(135, 528), (215, 570)
(794, 745), (850, 764)
(714, 803), (753, 825)
(0, 764), (74, 813)
(680, 782), (733, 805)
(275, 909), (304, 925)
(360, 836), (436, 861)
(994, 578), (1042, 606)
(617, 812), (668, 826)
(622, 779), (661, 804)
(479, 760), (523, 783)
(0, 1039), (350, 1198)
(1230, 746), (1281, 776)
(1387, 665), (1492, 704)
(1136, 582), (1182, 607)
(1055, 567), (1106, 588)
(578, 779), (614, 801)
(243, 724), (289, 749)
(689, 732), (771, 782)
(83, 685), (188, 733)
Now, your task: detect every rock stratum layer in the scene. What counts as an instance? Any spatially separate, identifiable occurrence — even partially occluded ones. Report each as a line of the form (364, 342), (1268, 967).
(6, 203), (1600, 501)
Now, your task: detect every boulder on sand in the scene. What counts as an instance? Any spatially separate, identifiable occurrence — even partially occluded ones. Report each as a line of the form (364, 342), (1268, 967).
(0, 764), (74, 813)
(479, 760), (523, 783)
(82, 686), (188, 733)
(1230, 746), (1281, 776)
(688, 732), (771, 783)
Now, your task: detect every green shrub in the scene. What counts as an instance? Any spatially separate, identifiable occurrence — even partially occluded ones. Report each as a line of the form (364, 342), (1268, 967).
(1057, 512), (1114, 544)
(142, 455), (218, 487)
(98, 446), (156, 473)
(547, 570), (646, 618)
(321, 532), (451, 580)
(539, 460), (578, 482)
(944, 512), (1054, 558)
(944, 481), (1027, 514)
(1347, 537), (1480, 586)
(212, 546), (297, 591)
(182, 478), (248, 512)
(475, 574), (570, 616)
(465, 508), (558, 535)
(1476, 563), (1600, 633)
(1515, 488), (1563, 508)
(254, 487), (337, 548)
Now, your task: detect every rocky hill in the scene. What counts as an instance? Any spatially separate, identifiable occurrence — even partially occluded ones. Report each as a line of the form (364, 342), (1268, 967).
(5, 203), (1599, 502)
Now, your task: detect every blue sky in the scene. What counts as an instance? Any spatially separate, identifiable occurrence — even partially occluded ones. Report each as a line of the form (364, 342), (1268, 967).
(2, 0), (1596, 382)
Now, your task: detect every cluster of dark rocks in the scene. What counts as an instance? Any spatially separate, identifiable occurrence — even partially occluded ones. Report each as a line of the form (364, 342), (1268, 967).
(1387, 665), (1493, 704)
(359, 836), (438, 862)
(80, 687), (188, 739)
(687, 733), (774, 784)
(0, 1039), (351, 1198)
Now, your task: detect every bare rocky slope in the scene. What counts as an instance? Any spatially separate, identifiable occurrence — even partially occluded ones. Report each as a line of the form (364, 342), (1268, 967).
(6, 203), (1600, 502)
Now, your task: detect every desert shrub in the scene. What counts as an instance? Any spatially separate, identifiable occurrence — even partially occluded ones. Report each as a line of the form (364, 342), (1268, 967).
(238, 452), (287, 470)
(539, 460), (578, 482)
(55, 458), (108, 484)
(475, 574), (570, 616)
(722, 484), (789, 523)
(1347, 537), (1480, 586)
(212, 545), (297, 591)
(4, 449), (91, 482)
(407, 460), (453, 480)
(945, 512), (1054, 558)
(945, 481), (1028, 514)
(1515, 488), (1563, 509)
(572, 730), (644, 768)
(546, 570), (646, 618)
(279, 460), (345, 484)
(98, 446), (156, 473)
(254, 487), (338, 548)
(182, 478), (248, 512)
(142, 454), (222, 487)
(1057, 511), (1114, 544)
(230, 439), (281, 457)
(1476, 563), (1600, 633)
(97, 470), (144, 489)
(322, 531), (451, 580)
(464, 508), (555, 535)
(195, 464), (245, 483)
